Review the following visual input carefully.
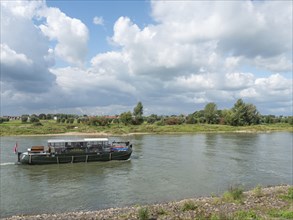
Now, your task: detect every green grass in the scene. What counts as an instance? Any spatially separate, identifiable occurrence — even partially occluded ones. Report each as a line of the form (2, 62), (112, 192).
(138, 207), (149, 220)
(222, 186), (244, 203)
(280, 186), (293, 201)
(209, 210), (261, 220)
(181, 200), (198, 211)
(0, 120), (292, 136)
(268, 209), (293, 219)
(233, 210), (261, 220)
(253, 185), (263, 198)
(156, 207), (168, 216)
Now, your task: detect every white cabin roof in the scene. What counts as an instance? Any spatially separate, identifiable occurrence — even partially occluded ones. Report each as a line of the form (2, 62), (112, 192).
(48, 138), (109, 143)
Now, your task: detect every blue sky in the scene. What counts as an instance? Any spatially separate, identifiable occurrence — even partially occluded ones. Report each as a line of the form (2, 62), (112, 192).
(47, 0), (153, 64)
(1, 0), (292, 116)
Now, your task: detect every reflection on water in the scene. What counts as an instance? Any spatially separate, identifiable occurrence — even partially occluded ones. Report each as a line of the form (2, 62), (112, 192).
(0, 132), (292, 217)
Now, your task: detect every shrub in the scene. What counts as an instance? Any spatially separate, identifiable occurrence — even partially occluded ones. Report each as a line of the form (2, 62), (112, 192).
(164, 117), (182, 125)
(21, 115), (29, 123)
(287, 187), (293, 200)
(281, 186), (293, 200)
(30, 116), (39, 123)
(33, 122), (43, 126)
(223, 186), (244, 202)
(155, 119), (165, 126)
(138, 207), (149, 220)
(181, 200), (198, 211)
(156, 207), (167, 216)
(253, 185), (263, 198)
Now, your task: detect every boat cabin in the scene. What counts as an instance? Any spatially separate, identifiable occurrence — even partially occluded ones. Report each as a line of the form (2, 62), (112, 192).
(47, 138), (111, 154)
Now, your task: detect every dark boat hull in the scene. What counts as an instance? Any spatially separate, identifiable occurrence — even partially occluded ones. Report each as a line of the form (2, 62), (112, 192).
(18, 150), (132, 165)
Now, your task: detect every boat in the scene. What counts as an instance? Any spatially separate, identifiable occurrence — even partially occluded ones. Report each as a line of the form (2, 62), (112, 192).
(17, 138), (132, 165)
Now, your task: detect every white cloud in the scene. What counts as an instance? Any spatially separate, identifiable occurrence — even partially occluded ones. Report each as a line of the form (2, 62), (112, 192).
(224, 72), (255, 90)
(253, 54), (292, 73)
(1, 44), (33, 66)
(0, 2), (56, 93)
(167, 74), (215, 92)
(1, 0), (45, 19)
(1, 0), (292, 116)
(93, 16), (104, 25)
(51, 66), (137, 105)
(255, 74), (291, 91)
(39, 7), (89, 66)
(239, 88), (258, 99)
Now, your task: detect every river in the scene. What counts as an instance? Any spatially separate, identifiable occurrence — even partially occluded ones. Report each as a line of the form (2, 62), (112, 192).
(0, 132), (292, 218)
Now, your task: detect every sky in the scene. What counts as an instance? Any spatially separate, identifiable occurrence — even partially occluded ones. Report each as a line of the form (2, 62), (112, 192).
(1, 0), (292, 116)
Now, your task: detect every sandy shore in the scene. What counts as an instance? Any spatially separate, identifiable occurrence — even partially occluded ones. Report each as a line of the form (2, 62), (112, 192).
(2, 185), (292, 220)
(14, 132), (112, 137)
(14, 131), (152, 137)
(9, 129), (280, 137)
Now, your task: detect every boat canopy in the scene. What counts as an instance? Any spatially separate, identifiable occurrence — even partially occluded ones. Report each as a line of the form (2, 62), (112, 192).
(47, 138), (109, 144)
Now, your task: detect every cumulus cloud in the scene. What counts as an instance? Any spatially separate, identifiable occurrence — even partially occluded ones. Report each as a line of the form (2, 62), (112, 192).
(106, 0), (292, 114)
(1, 0), (45, 19)
(224, 72), (255, 90)
(1, 0), (292, 116)
(39, 7), (88, 66)
(1, 44), (33, 66)
(1, 2), (56, 93)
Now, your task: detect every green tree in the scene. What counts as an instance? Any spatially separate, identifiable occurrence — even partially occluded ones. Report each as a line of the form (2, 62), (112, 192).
(193, 110), (205, 123)
(133, 102), (143, 117)
(46, 114), (53, 120)
(97, 117), (110, 126)
(146, 114), (159, 124)
(164, 117), (183, 125)
(38, 113), (46, 120)
(21, 115), (29, 123)
(88, 117), (98, 126)
(133, 102), (144, 125)
(204, 102), (219, 124)
(185, 114), (197, 124)
(229, 99), (260, 126)
(0, 117), (9, 123)
(120, 111), (133, 125)
(288, 116), (293, 125)
(245, 103), (260, 125)
(30, 116), (40, 123)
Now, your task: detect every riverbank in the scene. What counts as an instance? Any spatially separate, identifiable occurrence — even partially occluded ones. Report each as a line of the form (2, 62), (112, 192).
(1, 120), (292, 136)
(2, 185), (292, 220)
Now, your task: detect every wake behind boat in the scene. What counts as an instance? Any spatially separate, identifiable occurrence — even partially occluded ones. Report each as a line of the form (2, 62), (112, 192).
(17, 138), (132, 165)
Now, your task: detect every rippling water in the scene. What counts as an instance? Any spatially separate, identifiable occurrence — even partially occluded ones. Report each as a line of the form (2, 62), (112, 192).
(0, 132), (292, 218)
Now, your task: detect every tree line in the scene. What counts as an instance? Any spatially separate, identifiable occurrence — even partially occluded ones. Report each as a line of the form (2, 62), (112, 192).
(1, 99), (292, 126)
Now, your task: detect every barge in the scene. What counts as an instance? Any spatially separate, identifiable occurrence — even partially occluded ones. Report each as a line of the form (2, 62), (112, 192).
(17, 138), (132, 165)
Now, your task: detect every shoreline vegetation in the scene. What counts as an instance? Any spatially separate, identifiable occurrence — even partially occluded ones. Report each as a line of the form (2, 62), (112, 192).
(1, 100), (292, 136)
(0, 120), (292, 136)
(2, 185), (292, 220)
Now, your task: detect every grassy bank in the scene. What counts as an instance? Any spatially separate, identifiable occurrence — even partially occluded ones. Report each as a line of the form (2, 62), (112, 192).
(2, 185), (292, 219)
(0, 120), (292, 136)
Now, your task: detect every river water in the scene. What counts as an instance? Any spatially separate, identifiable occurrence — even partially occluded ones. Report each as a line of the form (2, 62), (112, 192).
(0, 132), (292, 218)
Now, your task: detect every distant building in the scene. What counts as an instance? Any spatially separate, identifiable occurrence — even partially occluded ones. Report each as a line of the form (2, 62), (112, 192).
(3, 116), (21, 120)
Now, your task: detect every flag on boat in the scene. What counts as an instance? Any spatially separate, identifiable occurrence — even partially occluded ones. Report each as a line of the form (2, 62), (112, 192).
(13, 142), (18, 154)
